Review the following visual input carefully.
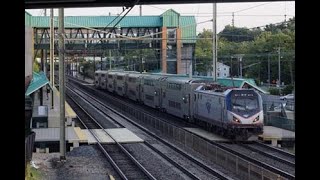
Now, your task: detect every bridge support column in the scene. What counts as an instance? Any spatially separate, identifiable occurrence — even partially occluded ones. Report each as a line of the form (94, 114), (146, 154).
(176, 28), (182, 74)
(161, 27), (167, 74)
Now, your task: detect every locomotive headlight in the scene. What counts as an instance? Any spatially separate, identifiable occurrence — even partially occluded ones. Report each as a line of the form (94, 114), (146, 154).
(253, 116), (259, 123)
(233, 116), (241, 123)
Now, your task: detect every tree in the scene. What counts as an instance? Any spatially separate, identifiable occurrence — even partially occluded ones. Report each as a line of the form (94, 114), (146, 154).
(218, 25), (262, 42)
(33, 60), (40, 72)
(195, 29), (213, 74)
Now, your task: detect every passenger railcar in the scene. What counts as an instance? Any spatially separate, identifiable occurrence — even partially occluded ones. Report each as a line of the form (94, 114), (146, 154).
(106, 71), (116, 92)
(126, 73), (144, 102)
(141, 75), (166, 109)
(94, 70), (264, 140)
(114, 72), (128, 96)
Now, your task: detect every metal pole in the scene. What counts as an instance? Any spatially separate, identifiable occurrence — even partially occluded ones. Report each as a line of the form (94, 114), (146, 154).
(44, 9), (47, 77)
(50, 8), (54, 109)
(268, 53), (270, 88)
(230, 56), (232, 77)
(94, 52), (96, 73)
(278, 46), (281, 88)
(239, 57), (242, 78)
(109, 50), (111, 70)
(101, 56), (103, 70)
(40, 50), (44, 106)
(139, 5), (142, 16)
(212, 3), (217, 81)
(232, 12), (234, 27)
(58, 8), (66, 160)
(140, 41), (142, 73)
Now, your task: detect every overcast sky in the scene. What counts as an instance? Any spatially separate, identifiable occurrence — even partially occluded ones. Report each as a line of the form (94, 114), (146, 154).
(25, 1), (295, 33)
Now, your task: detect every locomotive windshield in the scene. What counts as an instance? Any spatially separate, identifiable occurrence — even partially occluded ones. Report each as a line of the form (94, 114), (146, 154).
(232, 97), (258, 111)
(229, 90), (260, 116)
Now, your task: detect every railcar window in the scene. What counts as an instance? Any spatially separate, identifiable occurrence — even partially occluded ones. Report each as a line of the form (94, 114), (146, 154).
(129, 77), (136, 83)
(95, 73), (98, 76)
(167, 83), (181, 90)
(145, 95), (154, 101)
(101, 74), (105, 77)
(108, 75), (113, 78)
(144, 79), (154, 86)
(129, 90), (136, 96)
(169, 100), (181, 110)
(117, 76), (123, 80)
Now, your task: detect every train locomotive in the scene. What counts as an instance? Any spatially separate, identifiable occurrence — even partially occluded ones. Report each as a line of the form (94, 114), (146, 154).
(94, 70), (263, 140)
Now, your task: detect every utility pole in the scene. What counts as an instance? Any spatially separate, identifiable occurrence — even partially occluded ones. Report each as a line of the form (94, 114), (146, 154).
(139, 5), (142, 16)
(239, 56), (243, 78)
(58, 8), (66, 161)
(109, 49), (112, 70)
(230, 55), (233, 76)
(278, 46), (281, 88)
(140, 41), (143, 73)
(212, 3), (217, 81)
(232, 12), (234, 27)
(101, 56), (103, 70)
(50, 8), (54, 109)
(44, 9), (47, 76)
(93, 52), (96, 73)
(268, 53), (270, 88)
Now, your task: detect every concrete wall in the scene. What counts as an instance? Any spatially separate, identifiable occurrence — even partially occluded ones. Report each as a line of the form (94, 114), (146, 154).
(25, 26), (33, 78)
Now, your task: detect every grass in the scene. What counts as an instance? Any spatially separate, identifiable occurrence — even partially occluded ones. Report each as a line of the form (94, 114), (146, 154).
(25, 163), (42, 180)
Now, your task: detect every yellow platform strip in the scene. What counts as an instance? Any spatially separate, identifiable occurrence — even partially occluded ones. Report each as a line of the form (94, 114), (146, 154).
(74, 127), (88, 143)
(53, 86), (77, 118)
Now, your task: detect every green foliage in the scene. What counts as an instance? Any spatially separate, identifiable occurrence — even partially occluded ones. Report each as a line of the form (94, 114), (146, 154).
(218, 25), (262, 42)
(282, 84), (294, 95)
(269, 88), (281, 95)
(210, 18), (295, 83)
(195, 29), (213, 73)
(33, 61), (40, 73)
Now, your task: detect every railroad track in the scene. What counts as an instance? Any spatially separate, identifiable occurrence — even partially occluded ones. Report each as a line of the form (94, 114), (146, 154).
(240, 141), (295, 167)
(67, 82), (233, 180)
(219, 142), (295, 178)
(67, 75), (295, 180)
(66, 88), (155, 180)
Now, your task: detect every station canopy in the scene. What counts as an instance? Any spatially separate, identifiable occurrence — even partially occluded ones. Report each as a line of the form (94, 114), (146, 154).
(25, 71), (52, 96)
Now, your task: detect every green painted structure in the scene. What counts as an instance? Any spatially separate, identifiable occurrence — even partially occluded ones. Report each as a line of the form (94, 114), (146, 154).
(25, 9), (196, 43)
(26, 72), (52, 96)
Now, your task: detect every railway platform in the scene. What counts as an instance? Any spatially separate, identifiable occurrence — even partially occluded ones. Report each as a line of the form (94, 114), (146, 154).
(259, 126), (295, 147)
(32, 127), (144, 152)
(32, 86), (77, 128)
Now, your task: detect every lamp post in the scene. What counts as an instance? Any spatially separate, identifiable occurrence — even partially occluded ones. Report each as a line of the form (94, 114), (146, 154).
(268, 53), (270, 88)
(234, 54), (244, 78)
(278, 46), (281, 88)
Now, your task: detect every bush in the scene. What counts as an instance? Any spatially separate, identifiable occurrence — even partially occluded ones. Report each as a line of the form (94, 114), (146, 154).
(269, 88), (280, 95)
(282, 84), (294, 95)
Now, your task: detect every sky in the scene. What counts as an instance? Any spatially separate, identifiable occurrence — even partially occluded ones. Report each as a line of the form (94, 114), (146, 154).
(25, 1), (295, 33)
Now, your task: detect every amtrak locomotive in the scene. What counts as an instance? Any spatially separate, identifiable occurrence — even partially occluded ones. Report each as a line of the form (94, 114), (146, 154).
(94, 70), (263, 140)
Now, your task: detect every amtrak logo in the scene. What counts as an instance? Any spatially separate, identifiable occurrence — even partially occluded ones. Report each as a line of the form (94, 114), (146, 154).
(243, 114), (249, 118)
(206, 102), (211, 113)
